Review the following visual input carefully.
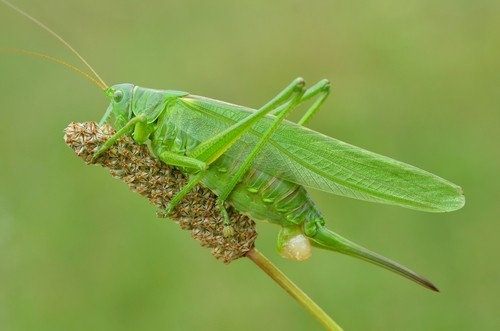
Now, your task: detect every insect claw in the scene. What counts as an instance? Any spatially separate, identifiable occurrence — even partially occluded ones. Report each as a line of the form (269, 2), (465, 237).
(156, 209), (168, 218)
(89, 154), (99, 164)
(223, 225), (235, 238)
(89, 145), (106, 163)
(164, 204), (174, 215)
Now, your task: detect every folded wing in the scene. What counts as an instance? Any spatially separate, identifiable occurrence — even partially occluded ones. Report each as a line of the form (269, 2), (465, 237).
(179, 96), (465, 212)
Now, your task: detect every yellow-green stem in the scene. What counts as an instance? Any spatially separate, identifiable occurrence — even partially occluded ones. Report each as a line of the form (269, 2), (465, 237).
(246, 248), (343, 331)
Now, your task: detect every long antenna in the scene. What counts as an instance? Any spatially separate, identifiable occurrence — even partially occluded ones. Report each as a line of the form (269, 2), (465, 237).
(2, 0), (108, 89)
(2, 48), (106, 90)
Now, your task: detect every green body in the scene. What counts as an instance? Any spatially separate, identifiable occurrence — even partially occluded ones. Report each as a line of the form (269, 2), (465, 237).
(95, 82), (464, 291)
(150, 90), (323, 227)
(105, 83), (327, 230)
(204, 154), (322, 227)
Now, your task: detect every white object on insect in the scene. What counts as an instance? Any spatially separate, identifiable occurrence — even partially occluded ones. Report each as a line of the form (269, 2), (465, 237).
(279, 234), (312, 261)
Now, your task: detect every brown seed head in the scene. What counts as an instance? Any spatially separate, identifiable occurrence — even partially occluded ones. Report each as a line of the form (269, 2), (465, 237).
(64, 122), (257, 263)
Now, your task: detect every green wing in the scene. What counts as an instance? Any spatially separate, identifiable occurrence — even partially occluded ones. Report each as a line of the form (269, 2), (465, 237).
(178, 95), (465, 212)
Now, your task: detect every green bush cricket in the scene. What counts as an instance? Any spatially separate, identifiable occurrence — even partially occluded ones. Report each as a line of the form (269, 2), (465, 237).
(3, 0), (465, 292)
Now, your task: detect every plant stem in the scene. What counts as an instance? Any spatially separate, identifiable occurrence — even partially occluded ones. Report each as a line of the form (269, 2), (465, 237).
(246, 248), (344, 331)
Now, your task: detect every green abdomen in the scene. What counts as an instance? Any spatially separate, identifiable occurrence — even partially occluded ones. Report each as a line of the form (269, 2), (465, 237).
(201, 154), (324, 228)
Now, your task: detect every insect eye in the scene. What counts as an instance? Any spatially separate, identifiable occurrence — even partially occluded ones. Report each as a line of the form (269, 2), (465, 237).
(113, 90), (123, 102)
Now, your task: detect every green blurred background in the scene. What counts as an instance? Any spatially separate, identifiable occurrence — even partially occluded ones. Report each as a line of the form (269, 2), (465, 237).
(1, 0), (498, 330)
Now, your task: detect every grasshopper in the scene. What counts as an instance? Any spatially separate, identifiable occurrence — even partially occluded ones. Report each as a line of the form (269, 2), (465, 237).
(2, 0), (465, 292)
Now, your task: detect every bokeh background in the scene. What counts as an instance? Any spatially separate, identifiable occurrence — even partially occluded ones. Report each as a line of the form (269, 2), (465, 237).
(1, 0), (498, 330)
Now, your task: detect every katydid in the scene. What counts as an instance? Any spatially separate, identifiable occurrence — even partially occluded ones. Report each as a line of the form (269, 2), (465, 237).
(3, 0), (465, 292)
